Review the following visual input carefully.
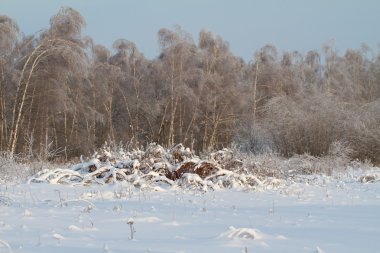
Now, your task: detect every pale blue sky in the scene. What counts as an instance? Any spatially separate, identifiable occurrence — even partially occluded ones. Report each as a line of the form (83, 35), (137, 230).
(1, 0), (379, 61)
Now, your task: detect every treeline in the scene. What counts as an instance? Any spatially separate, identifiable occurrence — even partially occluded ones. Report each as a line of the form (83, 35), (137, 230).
(0, 7), (379, 163)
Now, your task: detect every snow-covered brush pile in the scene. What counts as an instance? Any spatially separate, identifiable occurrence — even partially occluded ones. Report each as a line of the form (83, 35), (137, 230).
(358, 169), (380, 183)
(28, 143), (278, 191)
(27, 143), (380, 191)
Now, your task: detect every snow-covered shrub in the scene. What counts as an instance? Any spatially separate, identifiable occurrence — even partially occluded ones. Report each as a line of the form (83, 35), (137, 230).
(209, 148), (244, 171)
(240, 153), (285, 178)
(324, 141), (353, 174)
(281, 142), (353, 176)
(285, 154), (323, 175)
(0, 152), (43, 183)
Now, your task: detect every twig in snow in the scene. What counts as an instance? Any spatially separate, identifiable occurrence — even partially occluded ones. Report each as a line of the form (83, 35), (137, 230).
(0, 239), (13, 253)
(127, 218), (136, 240)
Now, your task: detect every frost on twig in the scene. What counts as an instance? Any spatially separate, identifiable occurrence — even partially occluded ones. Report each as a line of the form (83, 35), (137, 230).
(127, 218), (135, 240)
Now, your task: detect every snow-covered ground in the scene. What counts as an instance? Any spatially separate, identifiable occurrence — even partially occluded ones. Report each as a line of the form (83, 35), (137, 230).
(1, 169), (380, 253)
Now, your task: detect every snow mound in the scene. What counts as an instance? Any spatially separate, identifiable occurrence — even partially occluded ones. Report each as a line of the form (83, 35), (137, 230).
(220, 226), (264, 240)
(52, 233), (65, 241)
(68, 225), (82, 231)
(134, 216), (161, 223)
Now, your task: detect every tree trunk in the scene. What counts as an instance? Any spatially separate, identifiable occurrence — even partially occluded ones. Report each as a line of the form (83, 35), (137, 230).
(252, 53), (260, 120)
(8, 46), (49, 158)
(157, 101), (169, 144)
(0, 66), (6, 150)
(168, 97), (178, 147)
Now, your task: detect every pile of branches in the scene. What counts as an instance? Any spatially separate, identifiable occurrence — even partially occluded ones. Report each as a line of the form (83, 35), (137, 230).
(28, 143), (281, 191)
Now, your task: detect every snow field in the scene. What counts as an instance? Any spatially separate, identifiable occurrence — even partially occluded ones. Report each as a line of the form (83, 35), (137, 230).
(1, 173), (380, 253)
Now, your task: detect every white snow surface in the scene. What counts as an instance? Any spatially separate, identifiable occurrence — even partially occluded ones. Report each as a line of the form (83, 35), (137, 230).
(1, 168), (380, 253)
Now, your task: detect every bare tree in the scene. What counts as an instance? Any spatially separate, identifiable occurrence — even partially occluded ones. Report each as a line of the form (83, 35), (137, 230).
(0, 15), (19, 55)
(49, 7), (85, 39)
(198, 30), (244, 150)
(157, 27), (196, 147)
(110, 39), (146, 143)
(7, 7), (87, 159)
(0, 15), (19, 151)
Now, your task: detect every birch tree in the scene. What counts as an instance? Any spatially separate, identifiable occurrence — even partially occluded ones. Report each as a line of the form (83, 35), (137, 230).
(0, 15), (19, 151)
(7, 7), (87, 159)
